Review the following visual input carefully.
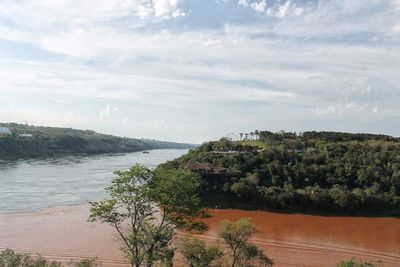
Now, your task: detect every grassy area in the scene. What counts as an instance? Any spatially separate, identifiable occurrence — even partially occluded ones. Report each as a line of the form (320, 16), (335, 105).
(236, 140), (268, 149)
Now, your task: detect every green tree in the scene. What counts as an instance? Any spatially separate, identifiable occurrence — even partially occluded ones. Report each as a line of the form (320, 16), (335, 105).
(0, 249), (60, 267)
(336, 258), (382, 267)
(0, 249), (98, 267)
(218, 218), (273, 267)
(73, 258), (100, 267)
(89, 164), (206, 267)
(158, 131), (400, 215)
(230, 182), (249, 198)
(179, 237), (223, 267)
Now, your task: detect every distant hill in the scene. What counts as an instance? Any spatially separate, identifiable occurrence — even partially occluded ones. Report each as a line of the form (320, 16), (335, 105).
(0, 123), (195, 159)
(159, 130), (400, 216)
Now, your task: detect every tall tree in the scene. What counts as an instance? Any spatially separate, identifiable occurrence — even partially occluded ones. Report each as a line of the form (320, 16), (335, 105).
(250, 132), (255, 140)
(89, 164), (207, 267)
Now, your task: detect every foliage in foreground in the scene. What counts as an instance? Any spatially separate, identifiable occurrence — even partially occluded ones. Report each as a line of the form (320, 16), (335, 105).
(179, 237), (223, 267)
(337, 258), (382, 267)
(218, 218), (273, 267)
(0, 249), (99, 267)
(180, 218), (273, 267)
(89, 164), (208, 267)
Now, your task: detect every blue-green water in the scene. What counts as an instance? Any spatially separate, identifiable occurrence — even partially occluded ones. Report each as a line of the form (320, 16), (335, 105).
(0, 149), (187, 213)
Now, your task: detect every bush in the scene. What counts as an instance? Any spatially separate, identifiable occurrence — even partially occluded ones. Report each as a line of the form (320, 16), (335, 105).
(337, 258), (382, 267)
(0, 249), (99, 267)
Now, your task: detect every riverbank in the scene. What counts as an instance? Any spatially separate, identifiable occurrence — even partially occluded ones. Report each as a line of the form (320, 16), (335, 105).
(201, 194), (400, 217)
(0, 123), (195, 160)
(0, 205), (399, 267)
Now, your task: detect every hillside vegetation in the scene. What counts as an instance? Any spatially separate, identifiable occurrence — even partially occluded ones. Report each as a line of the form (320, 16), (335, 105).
(0, 123), (194, 159)
(159, 131), (400, 215)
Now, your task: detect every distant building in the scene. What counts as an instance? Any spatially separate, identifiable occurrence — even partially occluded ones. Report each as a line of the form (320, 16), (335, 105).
(186, 161), (227, 190)
(186, 161), (212, 174)
(0, 127), (11, 136)
(186, 161), (227, 175)
(18, 133), (33, 138)
(212, 166), (227, 175)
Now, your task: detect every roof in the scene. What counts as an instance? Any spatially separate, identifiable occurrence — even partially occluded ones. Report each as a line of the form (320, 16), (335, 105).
(0, 127), (11, 134)
(186, 161), (212, 172)
(213, 166), (227, 173)
(186, 161), (227, 175)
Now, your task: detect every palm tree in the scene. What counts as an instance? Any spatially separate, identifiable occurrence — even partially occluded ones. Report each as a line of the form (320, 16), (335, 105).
(239, 133), (243, 140)
(250, 132), (255, 140)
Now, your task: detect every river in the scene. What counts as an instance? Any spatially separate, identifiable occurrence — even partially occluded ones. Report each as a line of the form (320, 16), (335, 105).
(0, 149), (399, 266)
(0, 149), (188, 213)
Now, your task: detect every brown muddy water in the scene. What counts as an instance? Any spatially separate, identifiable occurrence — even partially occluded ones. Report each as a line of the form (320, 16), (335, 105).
(0, 205), (399, 267)
(201, 209), (400, 266)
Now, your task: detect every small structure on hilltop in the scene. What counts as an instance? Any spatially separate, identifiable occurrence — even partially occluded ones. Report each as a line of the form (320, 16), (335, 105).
(186, 161), (212, 174)
(186, 161), (227, 189)
(213, 166), (227, 175)
(0, 127), (11, 137)
(186, 161), (227, 175)
(238, 130), (260, 141)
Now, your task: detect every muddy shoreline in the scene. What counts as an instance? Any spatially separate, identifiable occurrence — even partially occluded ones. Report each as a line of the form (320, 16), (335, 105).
(0, 205), (399, 267)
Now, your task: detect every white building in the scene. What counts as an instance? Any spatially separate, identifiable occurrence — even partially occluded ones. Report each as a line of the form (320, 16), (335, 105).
(19, 133), (33, 138)
(0, 127), (11, 136)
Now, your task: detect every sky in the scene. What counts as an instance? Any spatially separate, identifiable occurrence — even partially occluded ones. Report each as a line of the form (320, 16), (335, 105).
(0, 0), (399, 143)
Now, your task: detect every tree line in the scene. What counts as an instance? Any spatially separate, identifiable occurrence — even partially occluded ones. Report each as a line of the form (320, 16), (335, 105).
(0, 123), (194, 159)
(159, 131), (400, 215)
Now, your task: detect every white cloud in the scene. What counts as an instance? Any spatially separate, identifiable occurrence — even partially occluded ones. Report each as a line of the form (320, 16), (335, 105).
(171, 9), (185, 18)
(153, 0), (184, 17)
(310, 102), (372, 116)
(0, 0), (186, 31)
(0, 0), (399, 141)
(98, 105), (111, 122)
(239, 0), (303, 18)
(98, 105), (119, 122)
(293, 7), (304, 16)
(275, 0), (292, 18)
(238, 0), (249, 7)
(0, 0), (129, 29)
(250, 0), (267, 13)
(0, 106), (90, 129)
(267, 0), (303, 18)
(122, 117), (129, 127)
(239, 0), (267, 13)
(124, 0), (185, 19)
(145, 119), (166, 130)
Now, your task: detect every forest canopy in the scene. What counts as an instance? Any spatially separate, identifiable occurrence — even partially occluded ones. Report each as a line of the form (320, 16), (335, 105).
(159, 131), (400, 215)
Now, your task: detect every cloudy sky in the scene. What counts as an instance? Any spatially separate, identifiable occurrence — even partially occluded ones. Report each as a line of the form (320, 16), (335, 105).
(0, 0), (399, 143)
